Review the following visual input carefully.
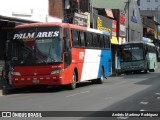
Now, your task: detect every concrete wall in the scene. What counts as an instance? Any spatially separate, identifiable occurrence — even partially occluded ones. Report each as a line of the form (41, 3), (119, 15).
(0, 0), (49, 22)
(138, 0), (160, 11)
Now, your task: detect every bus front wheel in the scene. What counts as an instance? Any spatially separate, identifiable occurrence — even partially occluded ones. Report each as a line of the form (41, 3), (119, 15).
(68, 71), (77, 90)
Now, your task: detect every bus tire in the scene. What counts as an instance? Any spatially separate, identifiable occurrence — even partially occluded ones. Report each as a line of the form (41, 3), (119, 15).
(149, 64), (156, 72)
(144, 69), (148, 73)
(68, 71), (77, 90)
(144, 64), (149, 73)
(96, 68), (104, 84)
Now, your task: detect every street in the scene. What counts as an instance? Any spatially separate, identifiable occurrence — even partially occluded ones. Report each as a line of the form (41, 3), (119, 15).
(0, 63), (160, 120)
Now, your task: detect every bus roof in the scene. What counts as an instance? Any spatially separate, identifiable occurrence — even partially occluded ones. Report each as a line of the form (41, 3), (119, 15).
(121, 41), (155, 47)
(15, 22), (110, 36)
(15, 22), (70, 28)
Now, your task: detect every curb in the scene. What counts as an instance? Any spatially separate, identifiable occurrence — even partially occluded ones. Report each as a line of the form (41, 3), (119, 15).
(0, 90), (2, 96)
(110, 72), (123, 77)
(110, 74), (118, 77)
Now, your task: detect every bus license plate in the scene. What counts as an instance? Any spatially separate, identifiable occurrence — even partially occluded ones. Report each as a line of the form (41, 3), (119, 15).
(33, 79), (39, 84)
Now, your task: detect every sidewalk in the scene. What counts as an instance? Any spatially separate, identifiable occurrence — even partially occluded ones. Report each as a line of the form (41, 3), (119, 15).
(0, 76), (3, 96)
(0, 81), (3, 96)
(111, 69), (122, 77)
(0, 90), (2, 96)
(0, 84), (2, 96)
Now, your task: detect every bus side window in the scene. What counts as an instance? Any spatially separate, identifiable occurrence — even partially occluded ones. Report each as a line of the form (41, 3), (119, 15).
(64, 28), (70, 52)
(104, 36), (110, 49)
(79, 31), (85, 47)
(72, 30), (79, 47)
(97, 34), (100, 48)
(99, 35), (104, 49)
(93, 34), (98, 48)
(86, 32), (93, 48)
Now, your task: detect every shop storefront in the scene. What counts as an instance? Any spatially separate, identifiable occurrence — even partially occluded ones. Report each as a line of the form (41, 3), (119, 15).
(0, 16), (35, 76)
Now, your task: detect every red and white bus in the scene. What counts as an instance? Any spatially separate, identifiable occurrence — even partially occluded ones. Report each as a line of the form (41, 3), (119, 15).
(3, 22), (112, 90)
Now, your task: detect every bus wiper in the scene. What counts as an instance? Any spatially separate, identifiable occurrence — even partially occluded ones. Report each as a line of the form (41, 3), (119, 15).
(132, 54), (137, 60)
(48, 45), (58, 62)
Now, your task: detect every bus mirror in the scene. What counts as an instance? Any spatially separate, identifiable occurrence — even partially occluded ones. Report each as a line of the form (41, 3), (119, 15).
(63, 37), (70, 52)
(63, 36), (66, 40)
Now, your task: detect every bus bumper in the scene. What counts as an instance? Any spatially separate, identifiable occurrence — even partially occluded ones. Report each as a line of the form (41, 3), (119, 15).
(11, 75), (65, 86)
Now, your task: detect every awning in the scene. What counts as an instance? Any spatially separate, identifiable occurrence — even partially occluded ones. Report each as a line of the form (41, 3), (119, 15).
(91, 0), (126, 10)
(111, 36), (119, 45)
(105, 9), (114, 18)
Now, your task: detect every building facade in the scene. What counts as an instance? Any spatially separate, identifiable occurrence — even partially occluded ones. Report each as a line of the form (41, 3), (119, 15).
(137, 0), (160, 11)
(0, 0), (50, 22)
(0, 0), (57, 75)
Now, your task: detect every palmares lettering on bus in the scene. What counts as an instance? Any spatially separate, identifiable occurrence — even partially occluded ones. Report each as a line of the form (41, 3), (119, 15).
(13, 31), (60, 39)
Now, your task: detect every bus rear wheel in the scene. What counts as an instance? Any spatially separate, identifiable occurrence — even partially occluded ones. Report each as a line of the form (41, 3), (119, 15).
(96, 69), (104, 84)
(149, 65), (156, 72)
(68, 71), (77, 90)
(144, 69), (148, 73)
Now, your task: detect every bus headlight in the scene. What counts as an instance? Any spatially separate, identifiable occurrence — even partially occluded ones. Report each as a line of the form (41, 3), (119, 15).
(11, 72), (21, 76)
(51, 69), (64, 75)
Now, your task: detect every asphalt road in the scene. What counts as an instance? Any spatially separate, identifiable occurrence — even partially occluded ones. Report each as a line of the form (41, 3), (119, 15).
(0, 63), (160, 120)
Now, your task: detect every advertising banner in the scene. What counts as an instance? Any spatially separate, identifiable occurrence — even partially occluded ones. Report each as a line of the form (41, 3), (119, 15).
(119, 10), (126, 37)
(96, 16), (112, 36)
(73, 13), (88, 27)
(112, 20), (117, 36)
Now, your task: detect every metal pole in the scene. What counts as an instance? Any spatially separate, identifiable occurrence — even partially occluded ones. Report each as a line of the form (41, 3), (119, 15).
(157, 5), (160, 23)
(90, 0), (94, 28)
(78, 0), (80, 13)
(128, 0), (130, 43)
(156, 5), (160, 39)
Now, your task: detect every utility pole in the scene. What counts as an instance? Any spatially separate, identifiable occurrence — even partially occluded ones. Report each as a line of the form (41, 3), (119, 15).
(156, 5), (160, 23)
(91, 1), (94, 28)
(78, 0), (80, 13)
(127, 0), (130, 43)
(156, 5), (160, 40)
(90, 0), (94, 28)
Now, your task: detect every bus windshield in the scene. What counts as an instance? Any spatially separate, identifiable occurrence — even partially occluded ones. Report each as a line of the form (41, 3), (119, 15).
(121, 46), (144, 62)
(11, 27), (62, 65)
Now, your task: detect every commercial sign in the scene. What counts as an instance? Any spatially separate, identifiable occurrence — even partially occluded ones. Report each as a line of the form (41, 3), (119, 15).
(119, 10), (126, 37)
(131, 16), (138, 23)
(73, 13), (88, 27)
(97, 17), (111, 34)
(131, 9), (138, 23)
(112, 20), (117, 36)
